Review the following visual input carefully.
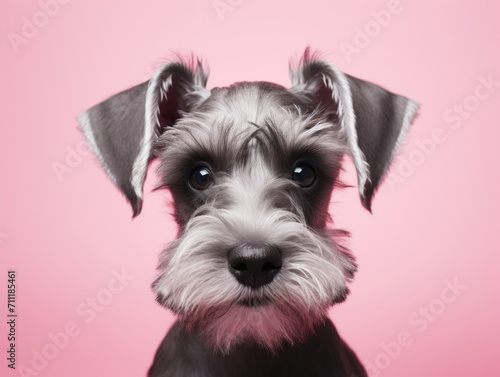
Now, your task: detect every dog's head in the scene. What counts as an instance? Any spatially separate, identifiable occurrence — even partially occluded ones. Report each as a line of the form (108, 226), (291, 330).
(79, 49), (418, 352)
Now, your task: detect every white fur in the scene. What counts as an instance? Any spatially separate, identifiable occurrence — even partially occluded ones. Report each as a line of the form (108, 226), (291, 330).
(289, 60), (370, 201)
(388, 98), (419, 169)
(133, 63), (210, 203)
(78, 111), (118, 186)
(319, 64), (371, 198)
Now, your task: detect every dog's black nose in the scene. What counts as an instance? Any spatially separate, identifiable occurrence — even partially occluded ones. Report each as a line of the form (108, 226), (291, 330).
(228, 244), (282, 289)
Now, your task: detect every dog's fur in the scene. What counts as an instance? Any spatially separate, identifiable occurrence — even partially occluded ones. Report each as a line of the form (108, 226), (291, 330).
(79, 48), (418, 377)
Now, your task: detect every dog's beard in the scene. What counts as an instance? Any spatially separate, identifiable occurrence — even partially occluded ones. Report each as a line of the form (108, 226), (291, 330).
(152, 205), (356, 353)
(179, 301), (326, 354)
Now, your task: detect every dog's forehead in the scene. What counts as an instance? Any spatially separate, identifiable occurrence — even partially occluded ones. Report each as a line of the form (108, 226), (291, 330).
(199, 81), (304, 126)
(164, 81), (334, 149)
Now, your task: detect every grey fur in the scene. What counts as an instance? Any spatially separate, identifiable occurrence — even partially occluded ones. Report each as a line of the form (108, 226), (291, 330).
(79, 49), (419, 377)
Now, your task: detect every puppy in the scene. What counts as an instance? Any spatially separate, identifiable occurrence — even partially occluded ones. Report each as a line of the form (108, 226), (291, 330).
(79, 48), (419, 377)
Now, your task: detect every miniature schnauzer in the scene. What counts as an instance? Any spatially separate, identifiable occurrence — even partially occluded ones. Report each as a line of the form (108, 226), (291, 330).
(79, 48), (418, 377)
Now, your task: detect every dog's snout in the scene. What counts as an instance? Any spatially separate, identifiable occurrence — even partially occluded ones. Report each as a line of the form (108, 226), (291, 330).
(228, 244), (282, 289)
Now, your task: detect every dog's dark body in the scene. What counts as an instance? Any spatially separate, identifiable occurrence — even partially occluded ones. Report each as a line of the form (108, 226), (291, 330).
(149, 318), (366, 377)
(79, 48), (417, 377)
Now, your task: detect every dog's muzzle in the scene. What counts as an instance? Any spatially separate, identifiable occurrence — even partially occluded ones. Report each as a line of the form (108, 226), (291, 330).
(228, 244), (282, 289)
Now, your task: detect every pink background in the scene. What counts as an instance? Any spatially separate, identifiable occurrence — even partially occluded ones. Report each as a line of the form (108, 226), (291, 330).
(2, 0), (499, 376)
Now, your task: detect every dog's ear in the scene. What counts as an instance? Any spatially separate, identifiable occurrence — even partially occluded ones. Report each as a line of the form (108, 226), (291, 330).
(78, 60), (210, 217)
(290, 49), (419, 211)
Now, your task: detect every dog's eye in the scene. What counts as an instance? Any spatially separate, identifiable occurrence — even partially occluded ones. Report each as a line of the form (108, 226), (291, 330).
(292, 164), (315, 187)
(189, 167), (213, 190)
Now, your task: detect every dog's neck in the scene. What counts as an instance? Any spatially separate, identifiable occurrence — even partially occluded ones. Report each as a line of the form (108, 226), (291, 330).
(148, 317), (367, 377)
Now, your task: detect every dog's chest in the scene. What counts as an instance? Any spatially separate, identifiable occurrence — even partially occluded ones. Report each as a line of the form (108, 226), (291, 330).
(148, 320), (367, 377)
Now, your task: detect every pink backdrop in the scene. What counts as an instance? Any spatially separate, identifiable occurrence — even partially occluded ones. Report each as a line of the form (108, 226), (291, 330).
(2, 0), (499, 376)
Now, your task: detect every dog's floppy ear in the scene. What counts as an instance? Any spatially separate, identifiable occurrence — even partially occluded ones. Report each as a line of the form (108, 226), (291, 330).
(78, 60), (209, 217)
(290, 49), (419, 211)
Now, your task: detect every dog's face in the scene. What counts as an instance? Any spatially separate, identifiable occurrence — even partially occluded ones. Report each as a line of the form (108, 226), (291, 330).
(151, 82), (354, 351)
(79, 49), (418, 352)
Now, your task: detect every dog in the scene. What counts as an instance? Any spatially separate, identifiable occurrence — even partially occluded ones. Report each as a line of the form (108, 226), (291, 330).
(78, 48), (418, 377)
